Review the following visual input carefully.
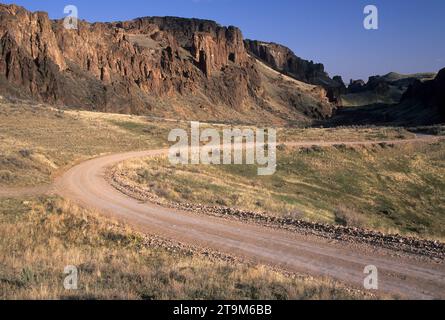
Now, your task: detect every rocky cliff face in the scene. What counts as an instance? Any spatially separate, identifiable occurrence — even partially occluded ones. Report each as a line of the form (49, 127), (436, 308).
(244, 39), (346, 102)
(0, 4), (333, 124)
(340, 72), (437, 107)
(326, 69), (444, 126)
(0, 6), (65, 102)
(244, 40), (326, 83)
(400, 68), (445, 122)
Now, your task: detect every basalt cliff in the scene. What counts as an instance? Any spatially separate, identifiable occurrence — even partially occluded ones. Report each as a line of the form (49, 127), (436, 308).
(0, 4), (335, 124)
(326, 69), (445, 126)
(244, 39), (347, 102)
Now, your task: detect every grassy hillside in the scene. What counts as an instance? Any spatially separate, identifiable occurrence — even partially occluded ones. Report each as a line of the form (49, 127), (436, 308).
(339, 89), (404, 108)
(0, 99), (401, 299)
(0, 99), (439, 299)
(0, 98), (414, 187)
(0, 196), (370, 299)
(117, 141), (445, 239)
(0, 99), (181, 187)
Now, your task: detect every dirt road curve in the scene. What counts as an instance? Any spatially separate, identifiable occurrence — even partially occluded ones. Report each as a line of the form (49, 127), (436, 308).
(2, 135), (445, 299)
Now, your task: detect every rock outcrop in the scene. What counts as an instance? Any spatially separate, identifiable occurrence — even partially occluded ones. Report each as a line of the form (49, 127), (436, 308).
(244, 40), (327, 83)
(326, 68), (444, 126)
(347, 79), (366, 94)
(244, 39), (346, 103)
(339, 72), (437, 108)
(0, 4), (334, 124)
(400, 68), (445, 122)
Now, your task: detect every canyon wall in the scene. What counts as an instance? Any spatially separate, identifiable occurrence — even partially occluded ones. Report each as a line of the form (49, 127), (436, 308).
(0, 4), (333, 123)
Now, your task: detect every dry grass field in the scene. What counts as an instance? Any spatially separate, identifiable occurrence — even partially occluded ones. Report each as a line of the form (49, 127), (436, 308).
(0, 99), (180, 187)
(0, 98), (414, 187)
(0, 99), (440, 299)
(0, 196), (372, 299)
(117, 140), (445, 239)
(0, 99), (397, 299)
(279, 126), (415, 142)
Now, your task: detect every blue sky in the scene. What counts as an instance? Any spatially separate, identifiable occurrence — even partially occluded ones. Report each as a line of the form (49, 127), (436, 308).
(2, 0), (444, 81)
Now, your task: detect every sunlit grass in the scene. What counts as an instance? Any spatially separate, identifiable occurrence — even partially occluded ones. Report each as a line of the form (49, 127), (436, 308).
(0, 197), (370, 300)
(117, 141), (445, 239)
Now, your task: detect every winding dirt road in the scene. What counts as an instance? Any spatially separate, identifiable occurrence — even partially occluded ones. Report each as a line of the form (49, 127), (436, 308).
(2, 135), (445, 299)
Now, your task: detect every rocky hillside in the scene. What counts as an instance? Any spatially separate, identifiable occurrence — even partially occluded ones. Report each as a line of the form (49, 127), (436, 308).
(326, 68), (445, 126)
(398, 68), (445, 123)
(244, 39), (346, 103)
(340, 72), (436, 107)
(244, 40), (328, 84)
(0, 4), (333, 124)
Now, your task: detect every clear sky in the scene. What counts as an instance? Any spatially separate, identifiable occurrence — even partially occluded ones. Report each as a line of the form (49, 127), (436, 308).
(3, 0), (444, 81)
